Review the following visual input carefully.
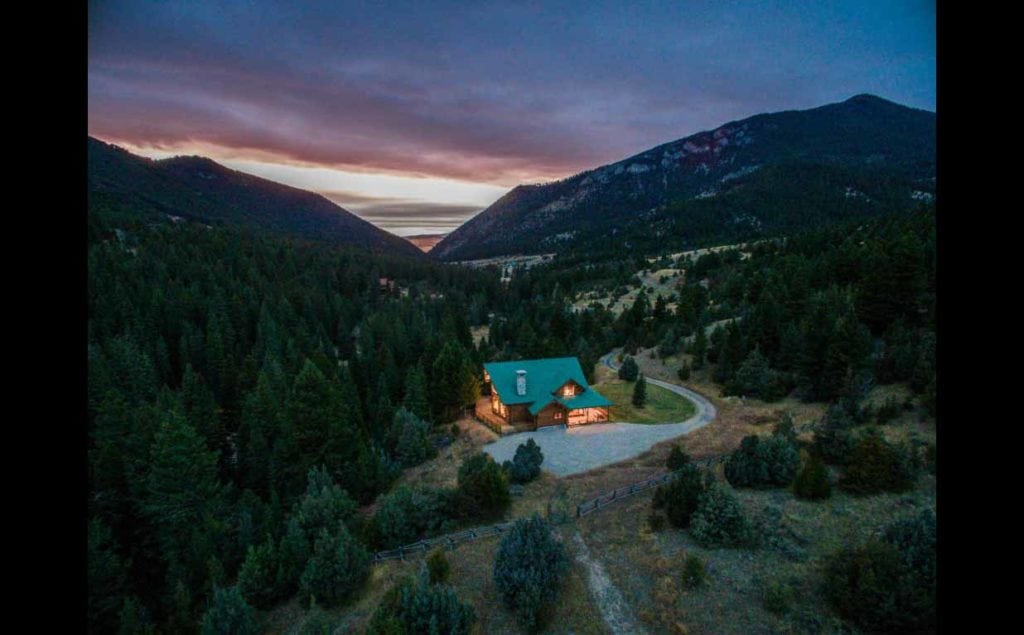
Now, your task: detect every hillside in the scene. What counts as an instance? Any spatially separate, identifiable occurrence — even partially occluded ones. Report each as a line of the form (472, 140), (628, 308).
(432, 94), (935, 260)
(87, 137), (425, 257)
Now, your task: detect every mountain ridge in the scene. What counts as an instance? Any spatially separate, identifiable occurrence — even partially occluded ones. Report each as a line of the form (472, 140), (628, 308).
(432, 94), (935, 260)
(88, 137), (426, 257)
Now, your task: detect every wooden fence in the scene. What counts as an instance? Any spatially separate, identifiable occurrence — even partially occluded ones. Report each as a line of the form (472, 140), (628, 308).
(371, 421), (823, 563)
(574, 454), (730, 518)
(372, 521), (516, 563)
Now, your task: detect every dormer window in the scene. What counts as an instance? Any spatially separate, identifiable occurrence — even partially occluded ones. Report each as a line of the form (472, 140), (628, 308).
(562, 384), (574, 397)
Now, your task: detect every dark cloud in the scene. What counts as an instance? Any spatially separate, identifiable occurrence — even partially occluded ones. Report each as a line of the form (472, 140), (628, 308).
(89, 1), (935, 185)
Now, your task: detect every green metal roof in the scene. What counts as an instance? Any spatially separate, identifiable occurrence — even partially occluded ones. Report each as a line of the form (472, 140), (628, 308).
(484, 356), (612, 415)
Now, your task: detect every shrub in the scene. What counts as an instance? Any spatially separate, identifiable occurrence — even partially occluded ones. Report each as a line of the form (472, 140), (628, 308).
(772, 412), (797, 444)
(456, 453), (510, 520)
(426, 548), (451, 585)
(298, 526), (370, 608)
(373, 485), (453, 549)
(813, 407), (857, 465)
(677, 362), (691, 381)
(681, 554), (706, 589)
(654, 463), (706, 528)
(839, 429), (919, 495)
(884, 508), (936, 592)
(762, 580), (793, 614)
(874, 397), (903, 425)
(618, 356), (639, 381)
(922, 443), (936, 474)
(690, 481), (753, 548)
(504, 438), (544, 484)
(729, 349), (786, 401)
(632, 373), (648, 408)
(366, 574), (476, 635)
(724, 435), (800, 488)
(647, 511), (667, 532)
(299, 599), (335, 635)
(493, 515), (569, 631)
(792, 454), (831, 500)
(823, 533), (934, 632)
(450, 422), (460, 438)
(391, 407), (437, 468)
(658, 331), (678, 358)
(200, 586), (260, 635)
(666, 444), (691, 471)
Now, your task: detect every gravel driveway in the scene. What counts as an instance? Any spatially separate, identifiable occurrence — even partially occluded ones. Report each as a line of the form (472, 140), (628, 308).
(483, 352), (717, 476)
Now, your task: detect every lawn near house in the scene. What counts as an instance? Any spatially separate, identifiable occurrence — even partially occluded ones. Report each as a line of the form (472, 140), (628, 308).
(595, 378), (697, 424)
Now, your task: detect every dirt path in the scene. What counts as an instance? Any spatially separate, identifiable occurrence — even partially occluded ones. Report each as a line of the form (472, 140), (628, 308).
(570, 530), (647, 635)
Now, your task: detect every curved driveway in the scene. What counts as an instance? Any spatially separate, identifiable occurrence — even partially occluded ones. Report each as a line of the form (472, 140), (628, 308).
(483, 351), (717, 476)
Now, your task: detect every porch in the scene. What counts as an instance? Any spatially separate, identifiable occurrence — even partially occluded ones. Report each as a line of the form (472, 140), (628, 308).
(474, 397), (536, 435)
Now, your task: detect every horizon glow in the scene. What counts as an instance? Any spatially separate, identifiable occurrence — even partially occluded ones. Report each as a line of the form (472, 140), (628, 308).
(89, 1), (935, 236)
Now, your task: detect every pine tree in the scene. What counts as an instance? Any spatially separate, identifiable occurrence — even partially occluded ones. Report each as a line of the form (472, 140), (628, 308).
(618, 355), (639, 381)
(402, 364), (431, 422)
(691, 328), (708, 370)
(238, 372), (279, 496)
(492, 515), (569, 631)
(200, 586), (260, 635)
(456, 453), (510, 520)
(181, 364), (222, 457)
(431, 342), (477, 422)
(653, 463), (705, 528)
(793, 454), (831, 500)
(298, 526), (371, 608)
(503, 438), (544, 484)
(632, 373), (647, 408)
(117, 596), (155, 635)
(275, 517), (310, 597)
(237, 536), (281, 609)
(666, 445), (691, 471)
(294, 466), (358, 541)
(288, 360), (342, 461)
(391, 407), (435, 468)
(690, 481), (753, 548)
(88, 517), (128, 633)
(366, 574), (476, 635)
(143, 409), (224, 575)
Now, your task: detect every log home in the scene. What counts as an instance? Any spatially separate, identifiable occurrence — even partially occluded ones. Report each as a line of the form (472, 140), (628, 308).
(482, 357), (611, 429)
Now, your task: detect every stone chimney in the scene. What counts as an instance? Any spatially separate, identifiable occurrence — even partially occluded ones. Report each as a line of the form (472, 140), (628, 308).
(516, 370), (527, 396)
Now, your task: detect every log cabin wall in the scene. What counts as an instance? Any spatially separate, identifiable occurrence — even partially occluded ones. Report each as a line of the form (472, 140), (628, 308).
(507, 404), (533, 423)
(535, 403), (567, 427)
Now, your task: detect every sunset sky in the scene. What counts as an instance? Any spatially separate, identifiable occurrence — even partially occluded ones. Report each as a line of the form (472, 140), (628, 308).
(88, 1), (936, 237)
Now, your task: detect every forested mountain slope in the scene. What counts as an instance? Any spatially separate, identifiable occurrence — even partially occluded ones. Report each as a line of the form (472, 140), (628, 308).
(432, 94), (935, 260)
(88, 137), (425, 257)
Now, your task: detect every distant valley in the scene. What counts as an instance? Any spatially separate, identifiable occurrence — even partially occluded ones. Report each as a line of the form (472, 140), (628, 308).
(405, 233), (448, 253)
